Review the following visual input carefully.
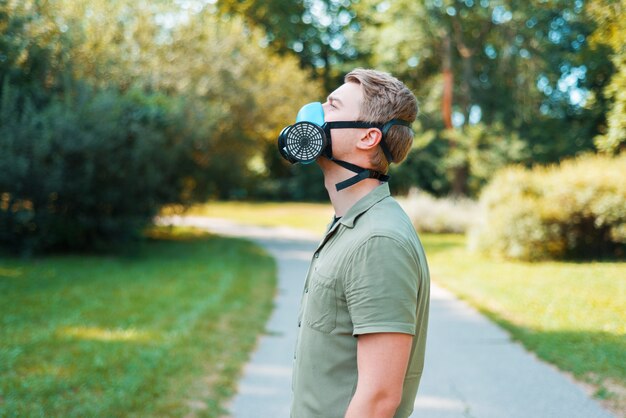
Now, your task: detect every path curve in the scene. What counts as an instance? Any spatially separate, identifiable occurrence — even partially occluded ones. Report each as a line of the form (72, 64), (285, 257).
(158, 216), (616, 418)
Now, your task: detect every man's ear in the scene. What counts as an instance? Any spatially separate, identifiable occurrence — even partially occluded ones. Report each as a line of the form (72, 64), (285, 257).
(356, 128), (382, 151)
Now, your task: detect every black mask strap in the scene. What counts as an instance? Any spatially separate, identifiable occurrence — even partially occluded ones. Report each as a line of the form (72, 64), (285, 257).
(330, 158), (390, 191)
(322, 119), (410, 191)
(379, 119), (412, 163)
(325, 119), (412, 164)
(324, 121), (376, 130)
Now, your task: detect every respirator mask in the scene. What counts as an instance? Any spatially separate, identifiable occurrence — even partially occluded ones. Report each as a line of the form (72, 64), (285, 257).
(278, 102), (411, 191)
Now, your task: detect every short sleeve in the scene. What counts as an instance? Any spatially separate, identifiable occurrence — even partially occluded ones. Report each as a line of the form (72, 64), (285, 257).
(344, 236), (419, 336)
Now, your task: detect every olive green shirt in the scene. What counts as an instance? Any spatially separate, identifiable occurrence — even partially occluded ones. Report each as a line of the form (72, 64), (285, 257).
(291, 183), (430, 418)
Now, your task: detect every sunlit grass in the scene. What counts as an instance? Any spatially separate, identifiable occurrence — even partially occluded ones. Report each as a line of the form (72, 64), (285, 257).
(58, 326), (155, 342)
(422, 234), (626, 410)
(161, 201), (334, 234)
(0, 227), (276, 417)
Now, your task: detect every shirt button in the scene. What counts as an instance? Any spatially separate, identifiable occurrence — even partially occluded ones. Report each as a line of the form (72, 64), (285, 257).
(305, 288), (309, 293)
(298, 321), (301, 327)
(314, 252), (319, 258)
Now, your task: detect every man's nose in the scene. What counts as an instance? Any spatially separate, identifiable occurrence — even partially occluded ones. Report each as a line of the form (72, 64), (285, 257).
(321, 101), (331, 120)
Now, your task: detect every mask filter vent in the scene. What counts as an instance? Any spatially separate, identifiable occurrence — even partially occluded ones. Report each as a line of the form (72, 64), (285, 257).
(278, 121), (327, 164)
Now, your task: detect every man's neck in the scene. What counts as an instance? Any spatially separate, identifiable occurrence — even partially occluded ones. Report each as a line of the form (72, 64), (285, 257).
(319, 159), (382, 217)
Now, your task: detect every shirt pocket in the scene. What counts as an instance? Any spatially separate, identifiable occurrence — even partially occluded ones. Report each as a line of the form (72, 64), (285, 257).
(304, 269), (337, 333)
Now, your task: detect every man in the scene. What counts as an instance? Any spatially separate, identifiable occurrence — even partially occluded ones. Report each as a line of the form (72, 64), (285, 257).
(281, 69), (430, 418)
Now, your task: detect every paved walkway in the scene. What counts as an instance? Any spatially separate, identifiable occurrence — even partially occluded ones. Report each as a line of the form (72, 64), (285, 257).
(159, 216), (616, 418)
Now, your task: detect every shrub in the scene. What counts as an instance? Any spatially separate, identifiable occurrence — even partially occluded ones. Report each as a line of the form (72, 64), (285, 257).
(469, 153), (626, 260)
(0, 83), (199, 254)
(397, 189), (479, 234)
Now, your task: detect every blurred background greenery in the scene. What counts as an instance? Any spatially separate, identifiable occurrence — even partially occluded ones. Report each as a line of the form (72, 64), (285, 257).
(1, 0), (624, 255)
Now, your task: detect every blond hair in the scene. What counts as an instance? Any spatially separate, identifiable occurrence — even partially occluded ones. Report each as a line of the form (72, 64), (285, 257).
(345, 68), (418, 173)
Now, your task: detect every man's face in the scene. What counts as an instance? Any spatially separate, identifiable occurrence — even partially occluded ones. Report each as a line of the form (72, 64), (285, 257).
(321, 82), (363, 160)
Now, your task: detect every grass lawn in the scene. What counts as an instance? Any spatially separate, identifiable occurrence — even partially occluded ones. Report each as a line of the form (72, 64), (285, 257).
(422, 234), (626, 412)
(0, 227), (276, 418)
(166, 200), (626, 411)
(161, 201), (335, 233)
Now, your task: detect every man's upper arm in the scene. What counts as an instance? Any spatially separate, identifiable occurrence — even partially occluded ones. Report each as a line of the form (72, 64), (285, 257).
(356, 332), (413, 392)
(344, 236), (420, 336)
(343, 332), (413, 418)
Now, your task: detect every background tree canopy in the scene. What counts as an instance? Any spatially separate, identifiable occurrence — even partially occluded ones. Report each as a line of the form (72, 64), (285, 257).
(1, 0), (624, 252)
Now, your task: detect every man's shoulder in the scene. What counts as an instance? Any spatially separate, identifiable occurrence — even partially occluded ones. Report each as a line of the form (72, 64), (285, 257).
(358, 196), (416, 238)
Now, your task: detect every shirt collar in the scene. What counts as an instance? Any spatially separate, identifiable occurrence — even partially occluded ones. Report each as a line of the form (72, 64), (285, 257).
(339, 183), (391, 228)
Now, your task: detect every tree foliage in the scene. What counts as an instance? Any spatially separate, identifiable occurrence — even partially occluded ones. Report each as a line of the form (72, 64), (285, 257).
(0, 0), (320, 252)
(341, 0), (617, 195)
(1, 0), (623, 252)
(217, 0), (362, 90)
(587, 0), (626, 153)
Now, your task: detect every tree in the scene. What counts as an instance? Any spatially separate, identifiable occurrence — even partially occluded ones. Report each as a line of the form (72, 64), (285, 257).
(217, 0), (362, 90)
(1, 0), (325, 252)
(352, 0), (613, 196)
(587, 0), (626, 153)
(2, 0), (323, 198)
(0, 1), (73, 102)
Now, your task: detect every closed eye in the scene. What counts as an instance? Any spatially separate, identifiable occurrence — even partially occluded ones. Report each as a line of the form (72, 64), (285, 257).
(327, 95), (342, 109)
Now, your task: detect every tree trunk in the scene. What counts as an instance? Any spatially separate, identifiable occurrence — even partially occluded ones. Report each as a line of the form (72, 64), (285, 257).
(442, 32), (467, 196)
(442, 35), (453, 130)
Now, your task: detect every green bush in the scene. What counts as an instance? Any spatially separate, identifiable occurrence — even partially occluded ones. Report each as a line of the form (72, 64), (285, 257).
(469, 153), (626, 261)
(0, 82), (201, 254)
